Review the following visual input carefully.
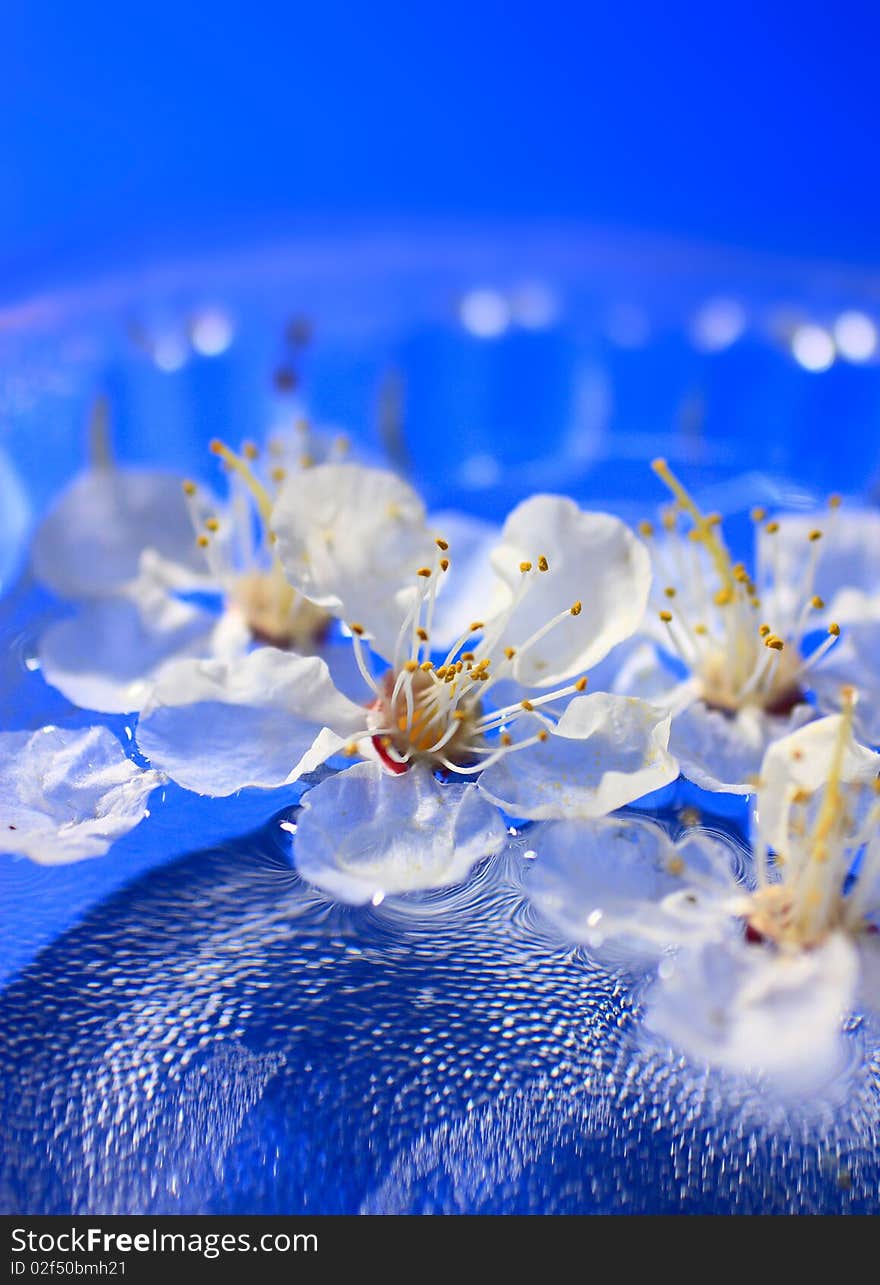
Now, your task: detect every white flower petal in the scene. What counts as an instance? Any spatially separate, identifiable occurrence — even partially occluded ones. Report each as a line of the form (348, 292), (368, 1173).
(756, 712), (880, 859)
(271, 464), (437, 660)
(293, 761), (507, 904)
(647, 932), (858, 1090)
(32, 467), (208, 600)
(38, 589), (222, 714)
(526, 816), (682, 954)
(0, 726), (162, 864)
(478, 692), (677, 820)
(759, 508), (880, 625)
(137, 648), (367, 795)
(488, 496), (651, 687)
(668, 699), (813, 795)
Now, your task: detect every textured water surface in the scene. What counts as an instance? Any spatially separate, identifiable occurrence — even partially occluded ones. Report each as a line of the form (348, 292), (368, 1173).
(1, 819), (878, 1215)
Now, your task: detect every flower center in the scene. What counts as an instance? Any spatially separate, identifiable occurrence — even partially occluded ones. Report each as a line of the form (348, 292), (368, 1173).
(343, 542), (588, 774)
(646, 459), (841, 716)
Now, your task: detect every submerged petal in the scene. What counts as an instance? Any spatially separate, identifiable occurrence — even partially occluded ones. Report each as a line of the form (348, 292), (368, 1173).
(647, 932), (859, 1090)
(488, 496), (651, 686)
(478, 692), (677, 820)
(137, 649), (366, 796)
(0, 726), (162, 864)
(293, 761), (507, 903)
(32, 467), (208, 600)
(271, 464), (437, 660)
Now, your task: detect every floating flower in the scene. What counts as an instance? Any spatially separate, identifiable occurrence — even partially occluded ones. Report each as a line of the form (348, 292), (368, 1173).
(527, 694), (880, 1088)
(32, 422), (350, 714)
(624, 459), (852, 792)
(0, 725), (163, 864)
(136, 464), (677, 903)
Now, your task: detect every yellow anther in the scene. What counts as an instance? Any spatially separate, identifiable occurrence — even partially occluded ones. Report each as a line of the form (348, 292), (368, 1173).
(679, 806), (701, 827)
(659, 610), (673, 623)
(243, 441), (259, 460)
(416, 628), (429, 642)
(452, 709), (468, 721)
(714, 587), (733, 606)
(537, 555), (550, 572)
(334, 434), (351, 456)
(759, 623), (771, 637)
(417, 567), (432, 578)
(440, 558), (450, 572)
(828, 493), (842, 509)
(638, 520), (654, 538)
(792, 788), (813, 805)
(343, 743), (359, 757)
(765, 636), (785, 651)
(520, 561), (533, 573)
(811, 595), (825, 609)
(299, 453), (315, 469)
(537, 729), (549, 742)
(750, 506), (767, 522)
(574, 676), (588, 692)
(461, 651), (475, 661)
(520, 699), (535, 711)
(469, 621), (484, 632)
(661, 507), (677, 532)
(570, 601), (582, 616)
(765, 520), (779, 535)
(733, 563), (750, 583)
(349, 622), (365, 636)
(694, 623), (708, 636)
(504, 646), (516, 659)
(501, 733), (512, 747)
(436, 537), (449, 551)
(182, 480), (197, 496)
(455, 660), (464, 672)
(271, 466), (287, 483)
(420, 660), (434, 672)
(435, 666), (448, 679)
(809, 529), (823, 542)
(706, 513), (722, 528)
(197, 534), (211, 549)
(667, 856), (685, 876)
(403, 660), (419, 673)
(205, 517), (220, 532)
(828, 622), (840, 637)
(663, 586), (676, 598)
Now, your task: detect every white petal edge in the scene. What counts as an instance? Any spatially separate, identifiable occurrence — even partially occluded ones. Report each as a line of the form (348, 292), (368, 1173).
(293, 760), (508, 904)
(478, 692), (678, 821)
(31, 467), (209, 600)
(487, 496), (652, 687)
(647, 932), (859, 1092)
(271, 464), (437, 661)
(0, 726), (163, 865)
(136, 648), (367, 795)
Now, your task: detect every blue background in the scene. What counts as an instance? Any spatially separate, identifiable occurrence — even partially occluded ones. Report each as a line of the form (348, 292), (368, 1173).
(3, 2), (880, 294)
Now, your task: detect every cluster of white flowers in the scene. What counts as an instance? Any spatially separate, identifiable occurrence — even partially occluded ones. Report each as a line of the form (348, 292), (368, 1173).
(4, 430), (880, 1092)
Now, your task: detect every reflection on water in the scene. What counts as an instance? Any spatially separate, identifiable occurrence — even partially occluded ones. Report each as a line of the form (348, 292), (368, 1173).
(1, 822), (878, 1214)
